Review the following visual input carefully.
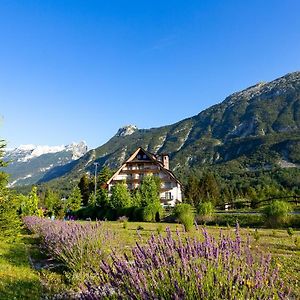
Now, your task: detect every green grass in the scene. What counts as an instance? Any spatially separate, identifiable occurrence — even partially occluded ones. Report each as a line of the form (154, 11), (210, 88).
(0, 235), (41, 300)
(1, 221), (299, 298)
(98, 221), (300, 296)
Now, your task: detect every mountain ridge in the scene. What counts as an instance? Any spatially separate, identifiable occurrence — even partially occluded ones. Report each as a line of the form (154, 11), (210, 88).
(37, 71), (300, 190)
(5, 71), (300, 190)
(3, 141), (88, 187)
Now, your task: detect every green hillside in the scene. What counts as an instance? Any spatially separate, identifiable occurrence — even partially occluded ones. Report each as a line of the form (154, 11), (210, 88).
(38, 72), (300, 193)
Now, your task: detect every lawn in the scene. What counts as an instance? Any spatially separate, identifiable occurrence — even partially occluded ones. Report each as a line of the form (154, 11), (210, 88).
(0, 235), (41, 300)
(1, 221), (300, 298)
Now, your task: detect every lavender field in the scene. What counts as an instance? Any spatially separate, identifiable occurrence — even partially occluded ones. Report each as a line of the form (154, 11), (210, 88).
(21, 217), (299, 299)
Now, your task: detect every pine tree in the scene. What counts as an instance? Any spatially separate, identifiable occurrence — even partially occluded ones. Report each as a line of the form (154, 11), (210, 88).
(199, 172), (220, 205)
(78, 174), (91, 206)
(97, 166), (113, 187)
(184, 175), (201, 206)
(0, 139), (22, 238)
(0, 191), (21, 239)
(0, 140), (8, 189)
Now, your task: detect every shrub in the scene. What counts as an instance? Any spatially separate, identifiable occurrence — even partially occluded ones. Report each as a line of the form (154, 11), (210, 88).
(180, 212), (194, 232)
(143, 202), (162, 222)
(82, 225), (290, 299)
(173, 203), (195, 232)
(156, 224), (163, 234)
(263, 200), (292, 228)
(287, 227), (294, 237)
(23, 216), (114, 284)
(197, 201), (214, 223)
(173, 203), (194, 218)
(118, 216), (128, 229)
(253, 228), (260, 242)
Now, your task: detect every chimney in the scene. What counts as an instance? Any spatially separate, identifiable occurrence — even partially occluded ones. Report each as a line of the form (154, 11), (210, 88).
(161, 154), (169, 170)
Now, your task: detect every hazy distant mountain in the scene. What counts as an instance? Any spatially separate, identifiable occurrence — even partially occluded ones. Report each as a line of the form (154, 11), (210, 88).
(3, 142), (88, 187)
(9, 72), (300, 189)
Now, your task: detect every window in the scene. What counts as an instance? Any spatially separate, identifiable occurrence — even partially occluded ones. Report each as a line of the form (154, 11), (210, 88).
(165, 192), (172, 199)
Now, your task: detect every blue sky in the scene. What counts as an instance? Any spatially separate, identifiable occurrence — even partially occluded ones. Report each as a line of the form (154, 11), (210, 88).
(1, 0), (300, 149)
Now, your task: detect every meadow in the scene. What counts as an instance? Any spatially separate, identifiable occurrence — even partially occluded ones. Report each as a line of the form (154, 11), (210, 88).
(12, 218), (300, 299)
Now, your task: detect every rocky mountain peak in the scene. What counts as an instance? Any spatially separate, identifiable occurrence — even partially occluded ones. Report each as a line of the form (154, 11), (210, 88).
(115, 125), (138, 137)
(226, 71), (300, 105)
(65, 141), (88, 160)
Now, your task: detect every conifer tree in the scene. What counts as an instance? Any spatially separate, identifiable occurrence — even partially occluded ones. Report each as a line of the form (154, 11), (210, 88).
(78, 174), (91, 206)
(97, 166), (113, 186)
(0, 139), (8, 188)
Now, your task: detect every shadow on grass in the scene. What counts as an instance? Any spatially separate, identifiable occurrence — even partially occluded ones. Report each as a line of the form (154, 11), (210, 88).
(0, 234), (42, 299)
(0, 277), (41, 300)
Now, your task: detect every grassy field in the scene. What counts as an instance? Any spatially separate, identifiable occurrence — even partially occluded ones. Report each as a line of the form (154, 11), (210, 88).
(1, 222), (300, 298)
(0, 235), (41, 300)
(98, 221), (300, 296)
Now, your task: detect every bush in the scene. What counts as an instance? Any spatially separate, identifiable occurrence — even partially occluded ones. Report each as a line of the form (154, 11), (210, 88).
(173, 203), (194, 218)
(253, 228), (260, 242)
(143, 203), (163, 222)
(173, 204), (195, 232)
(23, 216), (115, 284)
(156, 224), (163, 234)
(263, 200), (292, 228)
(118, 216), (128, 229)
(287, 227), (294, 237)
(82, 226), (290, 299)
(197, 201), (214, 223)
(180, 213), (194, 232)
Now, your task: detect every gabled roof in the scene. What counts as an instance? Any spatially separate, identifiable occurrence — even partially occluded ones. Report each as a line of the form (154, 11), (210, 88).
(106, 147), (182, 186)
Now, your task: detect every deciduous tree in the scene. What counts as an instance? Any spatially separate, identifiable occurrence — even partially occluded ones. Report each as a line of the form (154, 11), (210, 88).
(110, 183), (131, 209)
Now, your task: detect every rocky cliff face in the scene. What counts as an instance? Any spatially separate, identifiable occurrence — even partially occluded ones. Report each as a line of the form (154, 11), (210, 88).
(115, 125), (138, 137)
(82, 71), (300, 172)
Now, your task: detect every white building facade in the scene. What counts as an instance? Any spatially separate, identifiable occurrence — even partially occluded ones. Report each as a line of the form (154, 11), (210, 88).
(106, 147), (182, 207)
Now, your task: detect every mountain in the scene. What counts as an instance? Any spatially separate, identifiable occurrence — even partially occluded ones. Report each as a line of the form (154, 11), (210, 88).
(11, 71), (300, 190)
(3, 142), (88, 187)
